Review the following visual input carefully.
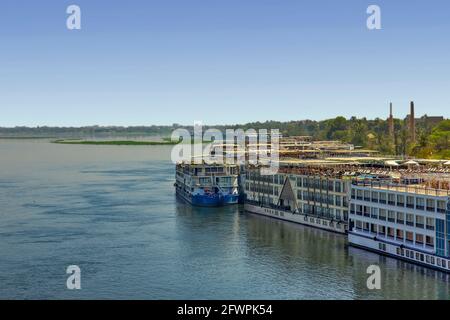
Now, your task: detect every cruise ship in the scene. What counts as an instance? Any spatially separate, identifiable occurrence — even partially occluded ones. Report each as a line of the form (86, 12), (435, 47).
(348, 177), (450, 272)
(243, 162), (352, 234)
(175, 162), (240, 206)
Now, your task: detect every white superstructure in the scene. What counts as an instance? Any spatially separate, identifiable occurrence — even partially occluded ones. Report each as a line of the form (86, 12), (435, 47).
(348, 179), (450, 272)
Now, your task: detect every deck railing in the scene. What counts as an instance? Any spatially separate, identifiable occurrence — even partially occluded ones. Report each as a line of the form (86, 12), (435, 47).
(351, 180), (450, 197)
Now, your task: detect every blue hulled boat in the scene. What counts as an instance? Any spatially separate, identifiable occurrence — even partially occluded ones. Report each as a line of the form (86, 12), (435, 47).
(175, 162), (240, 207)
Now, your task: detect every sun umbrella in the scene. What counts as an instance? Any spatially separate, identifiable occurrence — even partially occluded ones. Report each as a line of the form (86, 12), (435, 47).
(385, 160), (399, 166)
(404, 160), (419, 166)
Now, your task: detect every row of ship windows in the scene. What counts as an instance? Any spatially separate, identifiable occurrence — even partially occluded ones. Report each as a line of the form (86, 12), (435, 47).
(244, 184), (347, 206)
(351, 189), (447, 213)
(245, 174), (345, 192)
(245, 184), (279, 195)
(378, 244), (450, 270)
(353, 220), (435, 248)
(177, 167), (239, 175)
(199, 177), (233, 184)
(299, 191), (347, 206)
(350, 204), (436, 230)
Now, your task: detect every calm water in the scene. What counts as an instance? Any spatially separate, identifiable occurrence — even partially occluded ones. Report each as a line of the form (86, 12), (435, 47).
(0, 139), (449, 299)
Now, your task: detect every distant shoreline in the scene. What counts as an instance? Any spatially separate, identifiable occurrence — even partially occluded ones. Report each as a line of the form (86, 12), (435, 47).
(0, 136), (56, 139)
(51, 139), (178, 146)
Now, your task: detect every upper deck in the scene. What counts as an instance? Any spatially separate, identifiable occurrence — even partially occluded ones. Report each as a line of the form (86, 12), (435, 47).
(176, 163), (239, 177)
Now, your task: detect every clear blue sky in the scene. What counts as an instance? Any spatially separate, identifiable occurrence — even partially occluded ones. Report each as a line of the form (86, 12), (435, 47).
(1, 0), (449, 126)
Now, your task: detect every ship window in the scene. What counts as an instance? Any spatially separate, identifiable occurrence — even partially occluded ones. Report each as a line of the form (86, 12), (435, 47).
(388, 211), (395, 222)
(415, 233), (424, 245)
(199, 177), (211, 184)
(388, 193), (395, 205)
(406, 196), (414, 208)
(371, 191), (379, 202)
(415, 215), (425, 229)
(406, 231), (413, 242)
(426, 236), (434, 247)
(437, 200), (446, 213)
(396, 195), (405, 207)
(357, 190), (363, 199)
(416, 197), (425, 210)
(396, 212), (404, 224)
(335, 209), (341, 220)
(406, 213), (414, 226)
(426, 198), (435, 212)
(426, 217), (435, 230)
(387, 227), (395, 237)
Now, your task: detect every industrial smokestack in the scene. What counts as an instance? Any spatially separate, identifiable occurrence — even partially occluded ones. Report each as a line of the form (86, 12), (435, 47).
(409, 101), (416, 143)
(388, 102), (394, 138)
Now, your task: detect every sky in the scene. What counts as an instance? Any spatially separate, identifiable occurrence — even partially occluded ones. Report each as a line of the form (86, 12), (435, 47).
(1, 0), (449, 127)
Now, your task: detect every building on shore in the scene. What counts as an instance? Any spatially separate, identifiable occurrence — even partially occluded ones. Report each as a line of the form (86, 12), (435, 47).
(387, 101), (444, 147)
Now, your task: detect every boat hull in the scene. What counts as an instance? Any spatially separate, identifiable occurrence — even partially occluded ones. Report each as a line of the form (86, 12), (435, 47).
(244, 203), (347, 234)
(191, 194), (223, 207)
(223, 194), (239, 205)
(176, 189), (223, 207)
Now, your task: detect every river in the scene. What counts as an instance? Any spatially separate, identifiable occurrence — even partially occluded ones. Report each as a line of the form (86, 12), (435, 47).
(0, 139), (449, 299)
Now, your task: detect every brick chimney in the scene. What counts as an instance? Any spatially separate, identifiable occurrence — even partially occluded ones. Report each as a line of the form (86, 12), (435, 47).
(409, 101), (416, 143)
(388, 102), (394, 138)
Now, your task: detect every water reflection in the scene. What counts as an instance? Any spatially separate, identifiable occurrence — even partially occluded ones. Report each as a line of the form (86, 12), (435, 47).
(0, 140), (449, 299)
